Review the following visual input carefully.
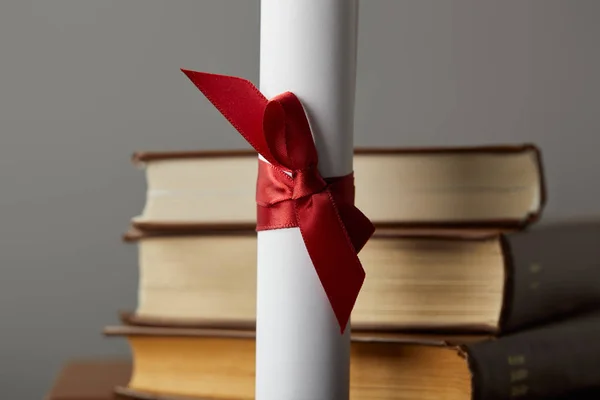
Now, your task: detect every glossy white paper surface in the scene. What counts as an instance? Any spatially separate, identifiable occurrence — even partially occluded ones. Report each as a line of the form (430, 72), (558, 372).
(256, 1), (358, 399)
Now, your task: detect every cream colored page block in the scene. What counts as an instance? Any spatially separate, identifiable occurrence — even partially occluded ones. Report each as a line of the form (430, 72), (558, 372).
(135, 235), (504, 328)
(135, 150), (541, 224)
(137, 236), (257, 320)
(140, 157), (257, 222)
(353, 152), (541, 222)
(355, 237), (504, 328)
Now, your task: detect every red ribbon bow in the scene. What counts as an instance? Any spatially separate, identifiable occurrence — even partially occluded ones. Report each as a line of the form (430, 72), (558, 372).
(181, 69), (374, 332)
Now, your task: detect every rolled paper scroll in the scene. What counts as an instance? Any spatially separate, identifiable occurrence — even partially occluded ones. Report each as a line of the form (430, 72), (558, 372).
(181, 70), (374, 332)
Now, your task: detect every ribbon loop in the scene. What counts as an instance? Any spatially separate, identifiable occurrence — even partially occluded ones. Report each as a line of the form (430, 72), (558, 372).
(182, 69), (375, 332)
(264, 93), (318, 172)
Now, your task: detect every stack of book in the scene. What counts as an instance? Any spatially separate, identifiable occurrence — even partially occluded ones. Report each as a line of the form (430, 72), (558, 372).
(47, 145), (600, 400)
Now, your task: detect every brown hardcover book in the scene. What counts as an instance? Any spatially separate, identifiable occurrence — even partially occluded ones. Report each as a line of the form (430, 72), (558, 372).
(44, 357), (598, 400)
(104, 311), (600, 400)
(130, 144), (545, 231)
(122, 221), (600, 333)
(45, 359), (131, 400)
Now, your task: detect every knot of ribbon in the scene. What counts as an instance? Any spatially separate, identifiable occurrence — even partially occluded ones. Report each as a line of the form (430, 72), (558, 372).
(181, 69), (375, 332)
(291, 168), (326, 200)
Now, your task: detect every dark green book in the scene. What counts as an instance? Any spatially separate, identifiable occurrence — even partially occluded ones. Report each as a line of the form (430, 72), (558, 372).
(499, 221), (600, 333)
(465, 310), (600, 400)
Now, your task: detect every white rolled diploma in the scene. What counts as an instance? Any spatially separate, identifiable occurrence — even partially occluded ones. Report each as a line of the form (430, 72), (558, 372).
(256, 1), (359, 399)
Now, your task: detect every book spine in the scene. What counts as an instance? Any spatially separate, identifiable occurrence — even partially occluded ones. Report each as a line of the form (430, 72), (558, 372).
(467, 311), (600, 400)
(499, 224), (600, 332)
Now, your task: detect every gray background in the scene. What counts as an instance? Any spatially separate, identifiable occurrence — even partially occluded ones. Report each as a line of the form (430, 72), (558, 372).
(1, 0), (599, 398)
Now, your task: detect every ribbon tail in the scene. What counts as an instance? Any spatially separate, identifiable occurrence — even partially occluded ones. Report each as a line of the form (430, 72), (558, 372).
(295, 192), (366, 333)
(181, 69), (273, 159)
(335, 203), (375, 253)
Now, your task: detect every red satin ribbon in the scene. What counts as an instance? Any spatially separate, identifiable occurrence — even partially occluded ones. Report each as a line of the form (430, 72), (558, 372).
(181, 69), (375, 332)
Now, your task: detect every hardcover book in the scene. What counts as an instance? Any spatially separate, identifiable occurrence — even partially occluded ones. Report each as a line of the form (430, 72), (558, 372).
(131, 145), (545, 230)
(123, 221), (600, 333)
(104, 310), (600, 400)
